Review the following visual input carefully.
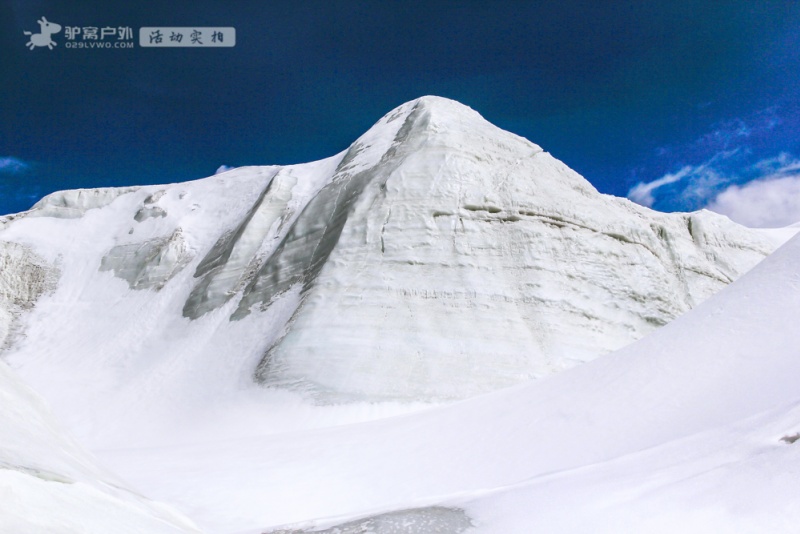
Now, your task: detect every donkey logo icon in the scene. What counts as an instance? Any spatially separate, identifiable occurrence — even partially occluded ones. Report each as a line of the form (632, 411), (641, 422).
(24, 17), (62, 50)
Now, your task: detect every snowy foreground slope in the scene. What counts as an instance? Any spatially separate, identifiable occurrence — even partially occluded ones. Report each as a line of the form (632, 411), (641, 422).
(103, 230), (800, 534)
(0, 96), (798, 532)
(0, 356), (199, 532)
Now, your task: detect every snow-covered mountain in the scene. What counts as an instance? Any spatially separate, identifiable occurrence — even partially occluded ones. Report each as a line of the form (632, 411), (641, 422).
(0, 97), (779, 406)
(1, 96), (798, 533)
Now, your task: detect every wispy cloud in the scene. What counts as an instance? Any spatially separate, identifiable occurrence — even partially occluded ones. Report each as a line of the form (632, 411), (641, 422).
(627, 149), (739, 208)
(694, 107), (781, 150)
(629, 146), (800, 228)
(750, 152), (800, 176)
(628, 166), (693, 207)
(693, 118), (751, 151)
(0, 156), (30, 174)
(654, 108), (780, 161)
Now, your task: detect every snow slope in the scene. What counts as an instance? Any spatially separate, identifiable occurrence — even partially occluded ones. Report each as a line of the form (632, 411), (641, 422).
(100, 230), (800, 534)
(0, 354), (200, 533)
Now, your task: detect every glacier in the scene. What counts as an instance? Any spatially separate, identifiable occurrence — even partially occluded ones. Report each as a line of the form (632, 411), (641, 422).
(1, 96), (799, 533)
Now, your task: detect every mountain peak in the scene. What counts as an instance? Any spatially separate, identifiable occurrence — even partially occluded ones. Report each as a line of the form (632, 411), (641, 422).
(373, 95), (514, 142)
(1, 98), (779, 410)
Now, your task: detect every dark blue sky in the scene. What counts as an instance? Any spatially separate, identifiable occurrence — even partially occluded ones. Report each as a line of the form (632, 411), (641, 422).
(2, 1), (800, 223)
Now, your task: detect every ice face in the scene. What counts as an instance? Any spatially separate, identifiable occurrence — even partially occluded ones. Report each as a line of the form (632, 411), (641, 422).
(100, 229), (192, 290)
(184, 168), (296, 319)
(232, 102), (429, 321)
(268, 507), (472, 534)
(25, 96), (771, 404)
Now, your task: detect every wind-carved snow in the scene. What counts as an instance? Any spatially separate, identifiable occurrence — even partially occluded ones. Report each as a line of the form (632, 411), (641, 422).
(0, 241), (57, 351)
(268, 507), (472, 534)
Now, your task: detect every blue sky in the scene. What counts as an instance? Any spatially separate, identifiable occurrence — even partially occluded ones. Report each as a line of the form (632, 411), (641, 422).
(2, 1), (800, 226)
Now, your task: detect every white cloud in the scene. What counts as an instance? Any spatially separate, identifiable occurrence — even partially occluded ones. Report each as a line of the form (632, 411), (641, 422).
(627, 148), (800, 226)
(215, 165), (235, 175)
(0, 157), (30, 173)
(706, 158), (800, 228)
